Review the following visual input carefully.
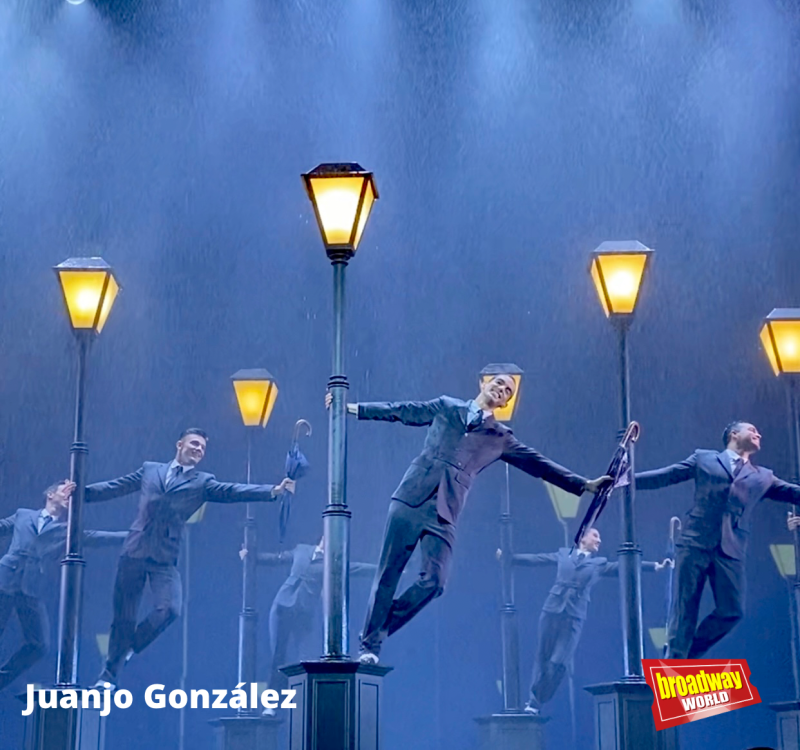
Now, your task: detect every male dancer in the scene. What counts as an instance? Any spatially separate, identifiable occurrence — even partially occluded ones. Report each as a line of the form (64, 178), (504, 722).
(87, 428), (295, 688)
(512, 528), (671, 714)
(333, 373), (612, 663)
(249, 535), (376, 713)
(635, 421), (800, 658)
(0, 480), (126, 690)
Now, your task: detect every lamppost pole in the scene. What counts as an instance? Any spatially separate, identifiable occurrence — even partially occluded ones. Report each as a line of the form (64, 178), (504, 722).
(324, 255), (351, 658)
(238, 427), (258, 706)
(56, 331), (91, 687)
(615, 318), (644, 679)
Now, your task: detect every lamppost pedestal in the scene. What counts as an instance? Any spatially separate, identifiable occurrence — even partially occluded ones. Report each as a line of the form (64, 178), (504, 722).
(210, 715), (282, 750)
(474, 712), (549, 750)
(282, 660), (391, 750)
(770, 701), (800, 750)
(584, 681), (678, 750)
(21, 689), (105, 750)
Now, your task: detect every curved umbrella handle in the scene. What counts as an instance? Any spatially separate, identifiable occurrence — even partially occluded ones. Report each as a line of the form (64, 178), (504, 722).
(293, 419), (312, 442)
(669, 516), (681, 544)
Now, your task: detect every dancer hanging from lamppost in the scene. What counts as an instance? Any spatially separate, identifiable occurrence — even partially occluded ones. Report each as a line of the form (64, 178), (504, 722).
(328, 373), (613, 664)
(0, 480), (127, 690)
(244, 534), (376, 714)
(508, 527), (672, 715)
(87, 428), (295, 688)
(635, 421), (800, 658)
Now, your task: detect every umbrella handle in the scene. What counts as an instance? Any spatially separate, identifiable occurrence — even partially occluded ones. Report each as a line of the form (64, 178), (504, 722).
(669, 516), (681, 543)
(293, 419), (312, 441)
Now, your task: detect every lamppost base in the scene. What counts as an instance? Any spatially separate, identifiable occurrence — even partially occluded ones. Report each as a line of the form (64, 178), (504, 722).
(474, 712), (549, 750)
(210, 714), (282, 750)
(19, 688), (106, 750)
(770, 700), (800, 750)
(282, 659), (392, 750)
(584, 680), (678, 750)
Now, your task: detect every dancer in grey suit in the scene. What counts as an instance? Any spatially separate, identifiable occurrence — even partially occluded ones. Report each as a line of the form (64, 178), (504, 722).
(338, 374), (612, 662)
(636, 421), (800, 658)
(514, 528), (670, 714)
(254, 536), (376, 709)
(88, 428), (295, 687)
(0, 480), (126, 690)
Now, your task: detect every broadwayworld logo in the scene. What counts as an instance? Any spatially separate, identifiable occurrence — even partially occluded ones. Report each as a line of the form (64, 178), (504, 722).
(642, 658), (761, 730)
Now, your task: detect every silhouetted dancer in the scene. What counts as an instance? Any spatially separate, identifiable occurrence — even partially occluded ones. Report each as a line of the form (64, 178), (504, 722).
(0, 480), (127, 690)
(636, 421), (800, 658)
(329, 373), (613, 663)
(250, 536), (376, 714)
(512, 527), (671, 714)
(87, 428), (295, 689)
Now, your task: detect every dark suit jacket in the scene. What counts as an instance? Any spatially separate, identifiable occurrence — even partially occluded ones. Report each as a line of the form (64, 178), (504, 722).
(86, 461), (276, 565)
(0, 508), (126, 597)
(515, 548), (658, 621)
(358, 397), (588, 525)
(260, 544), (377, 616)
(636, 449), (800, 559)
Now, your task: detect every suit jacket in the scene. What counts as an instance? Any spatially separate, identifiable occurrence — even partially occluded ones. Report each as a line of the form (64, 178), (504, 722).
(514, 547), (658, 621)
(358, 396), (588, 525)
(260, 544), (377, 616)
(636, 449), (800, 559)
(0, 508), (126, 598)
(86, 461), (276, 565)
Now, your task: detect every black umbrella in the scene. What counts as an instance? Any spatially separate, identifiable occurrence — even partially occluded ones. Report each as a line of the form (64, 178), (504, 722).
(573, 421), (640, 548)
(279, 419), (312, 544)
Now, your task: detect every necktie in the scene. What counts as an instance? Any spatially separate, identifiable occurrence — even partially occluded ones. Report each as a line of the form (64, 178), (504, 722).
(467, 407), (482, 431)
(168, 466), (182, 489)
(37, 514), (51, 533)
(732, 457), (744, 479)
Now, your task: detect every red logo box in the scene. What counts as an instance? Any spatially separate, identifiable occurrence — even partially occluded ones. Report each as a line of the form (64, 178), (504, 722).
(642, 659), (761, 730)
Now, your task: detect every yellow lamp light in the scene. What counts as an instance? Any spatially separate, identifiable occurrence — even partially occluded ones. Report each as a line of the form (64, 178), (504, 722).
(770, 543), (796, 577)
(590, 241), (653, 317)
(479, 363), (523, 422)
(55, 257), (120, 333)
(760, 309), (800, 375)
(545, 481), (582, 520)
(95, 633), (109, 659)
(231, 369), (279, 428)
(302, 163), (378, 258)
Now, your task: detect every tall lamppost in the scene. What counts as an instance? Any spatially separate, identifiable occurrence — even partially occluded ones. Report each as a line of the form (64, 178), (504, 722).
(232, 369), (278, 700)
(477, 364), (550, 750)
(31, 258), (119, 750)
(284, 163), (388, 750)
(585, 242), (666, 750)
(760, 309), (800, 749)
(481, 363), (523, 714)
(214, 370), (279, 750)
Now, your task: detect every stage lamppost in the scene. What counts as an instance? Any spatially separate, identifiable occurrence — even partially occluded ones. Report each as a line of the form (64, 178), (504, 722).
(29, 258), (119, 750)
(54, 258), (119, 688)
(212, 370), (279, 750)
(589, 240), (652, 678)
(232, 369), (278, 704)
(586, 241), (663, 750)
(286, 163), (387, 750)
(480, 363), (523, 713)
(761, 308), (800, 749)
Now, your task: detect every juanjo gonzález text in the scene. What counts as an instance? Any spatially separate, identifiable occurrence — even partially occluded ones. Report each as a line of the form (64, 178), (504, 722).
(22, 682), (297, 717)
